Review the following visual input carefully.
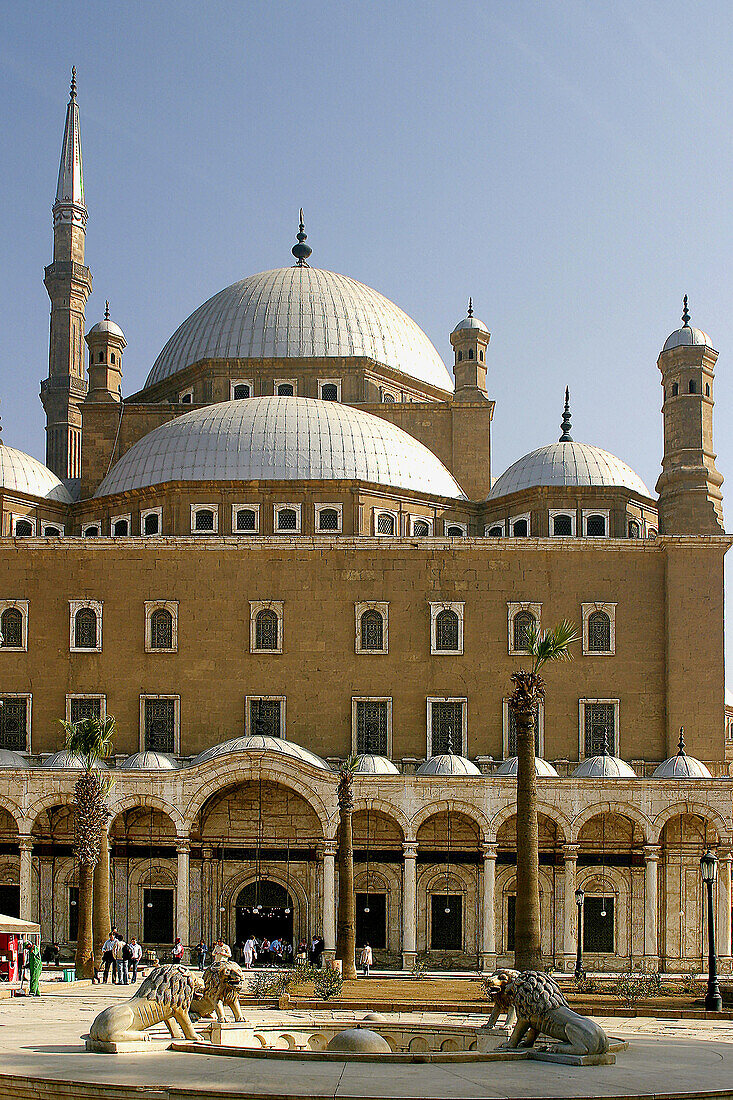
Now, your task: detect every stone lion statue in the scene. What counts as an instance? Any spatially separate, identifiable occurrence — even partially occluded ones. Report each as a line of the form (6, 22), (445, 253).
(191, 960), (247, 1022)
(482, 968), (519, 1030)
(89, 964), (199, 1043)
(500, 970), (610, 1056)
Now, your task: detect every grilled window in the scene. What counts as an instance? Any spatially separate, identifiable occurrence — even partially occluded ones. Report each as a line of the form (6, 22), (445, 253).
(512, 519), (528, 536)
(235, 508), (257, 532)
(318, 508), (339, 531)
(143, 512), (160, 535)
(0, 609), (23, 649)
(144, 699), (175, 752)
(553, 514), (572, 536)
(356, 700), (388, 755)
(435, 609), (459, 651)
(487, 525), (503, 537)
(277, 383), (294, 396)
(70, 697), (101, 725)
(0, 698), (26, 750)
(376, 512), (395, 535)
(320, 383), (338, 401)
(250, 698), (281, 738)
(43, 526), (61, 536)
(83, 526), (99, 537)
(584, 702), (615, 756)
(255, 609), (279, 650)
(194, 508), (215, 531)
(150, 609), (173, 650)
(14, 521), (33, 537)
(446, 525), (465, 537)
(586, 514), (606, 537)
(360, 610), (384, 651)
(74, 608), (97, 650)
(233, 383), (250, 399)
(508, 703), (540, 756)
(513, 611), (535, 652)
(628, 520), (640, 539)
(112, 519), (129, 536)
(587, 611), (611, 652)
(431, 700), (463, 754)
(277, 508), (297, 531)
(412, 519), (430, 537)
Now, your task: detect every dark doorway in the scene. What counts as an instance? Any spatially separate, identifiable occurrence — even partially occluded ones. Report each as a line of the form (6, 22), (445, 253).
(0, 884), (19, 919)
(583, 896), (614, 952)
(235, 880), (294, 948)
(355, 892), (386, 949)
(143, 888), (174, 943)
(431, 894), (462, 949)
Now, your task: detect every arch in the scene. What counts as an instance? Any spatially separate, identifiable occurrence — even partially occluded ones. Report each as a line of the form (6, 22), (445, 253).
(22, 793), (76, 835)
(0, 794), (24, 833)
(411, 798), (490, 842)
(490, 801), (570, 844)
(571, 802), (652, 845)
(150, 608), (173, 649)
(128, 860), (176, 891)
(435, 609), (459, 651)
(351, 797), (407, 839)
(653, 802), (730, 844)
(108, 794), (184, 835)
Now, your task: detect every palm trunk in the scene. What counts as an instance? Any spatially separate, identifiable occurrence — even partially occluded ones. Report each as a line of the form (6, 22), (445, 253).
(75, 862), (95, 979)
(514, 703), (543, 970)
(335, 769), (357, 979)
(93, 829), (110, 968)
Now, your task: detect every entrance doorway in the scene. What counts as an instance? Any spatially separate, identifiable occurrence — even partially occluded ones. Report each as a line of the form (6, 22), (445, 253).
(235, 880), (294, 948)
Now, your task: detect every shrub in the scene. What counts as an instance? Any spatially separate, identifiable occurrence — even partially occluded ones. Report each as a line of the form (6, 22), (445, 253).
(313, 968), (343, 1000)
(613, 969), (662, 1007)
(572, 970), (598, 995)
(411, 953), (429, 980)
(681, 970), (705, 997)
(248, 971), (289, 1000)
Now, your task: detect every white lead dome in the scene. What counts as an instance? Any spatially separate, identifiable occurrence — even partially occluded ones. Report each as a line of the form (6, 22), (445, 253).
(145, 266), (454, 393)
(95, 397), (466, 499)
(489, 440), (650, 500)
(0, 444), (72, 503)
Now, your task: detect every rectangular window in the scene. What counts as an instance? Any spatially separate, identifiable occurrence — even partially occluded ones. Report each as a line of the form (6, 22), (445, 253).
(431, 894), (462, 950)
(143, 698), (176, 753)
(355, 700), (388, 755)
(355, 893), (387, 949)
(249, 697), (282, 738)
(583, 701), (617, 757)
(232, 505), (260, 533)
(69, 696), (102, 725)
(143, 888), (174, 943)
(429, 699), (464, 755)
(583, 896), (614, 952)
(0, 696), (29, 751)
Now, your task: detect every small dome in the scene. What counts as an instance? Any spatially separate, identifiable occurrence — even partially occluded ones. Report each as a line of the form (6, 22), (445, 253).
(495, 756), (559, 777)
(118, 750), (180, 771)
(573, 755), (637, 779)
(489, 440), (650, 500)
(416, 753), (481, 776)
(326, 1027), (391, 1054)
(653, 752), (712, 779)
(452, 298), (489, 335)
(352, 754), (399, 775)
(0, 750), (29, 769)
(41, 749), (108, 770)
(662, 325), (711, 353)
(0, 444), (72, 503)
(87, 319), (125, 340)
(95, 397), (466, 501)
(190, 733), (330, 772)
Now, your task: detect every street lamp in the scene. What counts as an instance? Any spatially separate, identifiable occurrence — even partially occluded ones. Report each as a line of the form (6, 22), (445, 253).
(574, 886), (584, 980)
(700, 849), (723, 1012)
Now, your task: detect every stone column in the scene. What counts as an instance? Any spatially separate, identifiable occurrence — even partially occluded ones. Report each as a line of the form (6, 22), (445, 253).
(481, 844), (497, 971)
(201, 846), (214, 949)
(402, 842), (418, 969)
(321, 841), (337, 959)
(562, 844), (579, 971)
(18, 835), (33, 922)
(176, 840), (190, 958)
(643, 845), (660, 965)
(38, 857), (54, 942)
(717, 849), (732, 968)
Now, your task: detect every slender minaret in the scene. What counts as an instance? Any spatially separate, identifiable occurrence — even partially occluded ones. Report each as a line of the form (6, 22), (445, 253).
(40, 68), (92, 480)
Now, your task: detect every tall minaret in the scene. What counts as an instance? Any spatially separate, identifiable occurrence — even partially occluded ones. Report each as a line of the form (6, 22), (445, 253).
(40, 68), (92, 480)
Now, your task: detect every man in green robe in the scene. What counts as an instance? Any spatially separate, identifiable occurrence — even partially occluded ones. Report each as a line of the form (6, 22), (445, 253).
(28, 943), (42, 996)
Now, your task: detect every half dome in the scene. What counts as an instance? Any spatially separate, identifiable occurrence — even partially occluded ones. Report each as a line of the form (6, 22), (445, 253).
(0, 444), (72, 503)
(190, 733), (330, 772)
(488, 440), (650, 500)
(145, 266), (453, 392)
(416, 753), (481, 776)
(573, 755), (637, 778)
(118, 750), (180, 771)
(494, 756), (559, 777)
(353, 754), (399, 775)
(95, 397), (466, 500)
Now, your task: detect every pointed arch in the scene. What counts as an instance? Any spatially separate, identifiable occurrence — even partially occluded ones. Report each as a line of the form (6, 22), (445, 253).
(410, 798), (490, 843)
(571, 802), (652, 845)
(489, 801), (570, 844)
(653, 801), (730, 844)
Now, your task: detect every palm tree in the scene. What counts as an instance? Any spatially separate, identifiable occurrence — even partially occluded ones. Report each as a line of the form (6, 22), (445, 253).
(509, 620), (577, 970)
(335, 757), (357, 979)
(60, 715), (115, 979)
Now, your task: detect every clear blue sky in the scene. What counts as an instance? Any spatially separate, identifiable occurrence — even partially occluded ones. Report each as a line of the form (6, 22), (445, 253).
(1, 1), (732, 691)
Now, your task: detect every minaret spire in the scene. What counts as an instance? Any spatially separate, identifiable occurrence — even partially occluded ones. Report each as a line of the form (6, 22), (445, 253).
(292, 209), (312, 266)
(54, 66), (86, 231)
(682, 295), (690, 327)
(559, 386), (573, 442)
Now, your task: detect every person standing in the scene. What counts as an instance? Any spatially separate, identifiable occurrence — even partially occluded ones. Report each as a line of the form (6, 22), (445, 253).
(196, 940), (207, 970)
(28, 943), (42, 996)
(172, 937), (184, 964)
(359, 943), (373, 977)
(128, 938), (142, 983)
(212, 938), (231, 965)
(242, 937), (253, 969)
(101, 933), (115, 983)
(111, 933), (124, 984)
(121, 937), (133, 984)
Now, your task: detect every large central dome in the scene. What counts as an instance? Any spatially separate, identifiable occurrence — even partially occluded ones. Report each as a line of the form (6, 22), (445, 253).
(145, 266), (453, 392)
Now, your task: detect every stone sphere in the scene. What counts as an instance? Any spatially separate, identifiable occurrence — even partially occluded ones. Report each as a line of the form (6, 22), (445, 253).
(326, 1026), (391, 1054)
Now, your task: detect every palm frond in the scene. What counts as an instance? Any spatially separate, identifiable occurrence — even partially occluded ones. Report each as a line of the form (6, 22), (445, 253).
(62, 715), (116, 772)
(523, 619), (578, 674)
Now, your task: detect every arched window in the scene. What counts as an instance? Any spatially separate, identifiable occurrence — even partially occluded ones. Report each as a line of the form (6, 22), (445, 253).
(74, 608), (97, 650)
(194, 508), (215, 532)
(468, 348), (474, 360)
(277, 508), (297, 531)
(585, 514), (606, 537)
(233, 383), (250, 399)
(446, 525), (465, 537)
(98, 351), (104, 363)
(255, 609), (279, 651)
(181, 392), (193, 404)
(143, 512), (160, 535)
(318, 508), (339, 531)
(43, 526), (60, 536)
(628, 520), (640, 539)
(82, 526), (99, 537)
(435, 609), (459, 651)
(150, 608), (173, 650)
(235, 508), (257, 532)
(480, 350), (484, 361)
(382, 392), (395, 403)
(360, 610), (384, 651)
(706, 383), (710, 397)
(412, 519), (430, 537)
(671, 382), (678, 396)
(14, 520), (33, 537)
(512, 519), (528, 537)
(513, 611), (536, 652)
(110, 353), (115, 364)
(376, 512), (395, 535)
(457, 350), (463, 362)
(688, 379), (696, 393)
(587, 611), (611, 652)
(552, 514), (572, 536)
(0, 609), (23, 649)
(487, 524), (503, 537)
(112, 519), (129, 536)
(277, 383), (294, 397)
(320, 383), (338, 401)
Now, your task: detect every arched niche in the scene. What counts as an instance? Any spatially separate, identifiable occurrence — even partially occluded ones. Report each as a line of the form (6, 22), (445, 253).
(659, 812), (721, 967)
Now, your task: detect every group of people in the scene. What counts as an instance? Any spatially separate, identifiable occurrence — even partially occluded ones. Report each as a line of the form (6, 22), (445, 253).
(192, 934), (327, 971)
(100, 930), (143, 984)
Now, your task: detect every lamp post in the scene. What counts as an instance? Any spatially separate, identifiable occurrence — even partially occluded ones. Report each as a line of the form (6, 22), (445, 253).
(700, 849), (722, 1012)
(574, 886), (584, 980)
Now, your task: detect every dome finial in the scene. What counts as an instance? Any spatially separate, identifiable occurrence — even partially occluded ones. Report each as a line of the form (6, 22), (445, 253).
(292, 208), (312, 266)
(467, 297), (473, 318)
(104, 300), (110, 321)
(446, 726), (454, 755)
(559, 386), (573, 442)
(678, 726), (686, 755)
(682, 294), (690, 327)
(70, 67), (77, 99)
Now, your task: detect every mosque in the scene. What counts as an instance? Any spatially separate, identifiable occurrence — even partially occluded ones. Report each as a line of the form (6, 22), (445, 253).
(0, 72), (730, 972)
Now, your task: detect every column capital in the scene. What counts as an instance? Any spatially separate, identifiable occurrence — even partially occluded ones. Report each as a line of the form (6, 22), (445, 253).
(481, 843), (498, 860)
(201, 846), (215, 861)
(176, 839), (190, 855)
(320, 840), (338, 858)
(17, 835), (33, 852)
(717, 847), (732, 862)
(643, 844), (662, 861)
(402, 842), (418, 859)
(562, 844), (580, 860)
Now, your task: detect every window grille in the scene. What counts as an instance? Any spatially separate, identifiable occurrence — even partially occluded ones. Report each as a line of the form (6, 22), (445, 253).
(487, 525), (503, 537)
(0, 698), (26, 750)
(360, 610), (384, 651)
(382, 393), (395, 403)
(446, 525), (465, 537)
(250, 698), (281, 738)
(194, 509), (215, 531)
(255, 609), (279, 650)
(233, 384), (250, 399)
(412, 519), (430, 536)
(14, 521), (33, 537)
(628, 520), (640, 539)
(150, 609), (174, 650)
(583, 897), (614, 952)
(553, 514), (572, 536)
(277, 509), (297, 531)
(277, 383), (294, 396)
(144, 699), (175, 752)
(74, 608), (97, 650)
(587, 611), (611, 652)
(236, 509), (257, 532)
(112, 519), (129, 536)
(181, 392), (193, 404)
(586, 514), (606, 537)
(356, 700), (388, 755)
(319, 509), (339, 531)
(44, 526), (61, 536)
(431, 700), (463, 754)
(512, 519), (528, 536)
(435, 609), (459, 651)
(508, 703), (540, 755)
(513, 611), (536, 652)
(321, 384), (338, 401)
(83, 526), (100, 537)
(1, 609), (23, 648)
(584, 702), (615, 756)
(376, 513), (395, 535)
(144, 512), (160, 535)
(70, 697), (101, 725)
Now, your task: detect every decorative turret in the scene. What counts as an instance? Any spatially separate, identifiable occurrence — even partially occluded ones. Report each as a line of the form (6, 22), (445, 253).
(85, 302), (125, 402)
(450, 298), (490, 397)
(40, 68), (92, 479)
(656, 298), (724, 534)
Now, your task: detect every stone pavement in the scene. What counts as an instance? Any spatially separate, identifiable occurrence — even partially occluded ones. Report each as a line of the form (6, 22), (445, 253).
(1, 980), (733, 1098)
